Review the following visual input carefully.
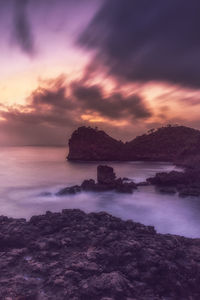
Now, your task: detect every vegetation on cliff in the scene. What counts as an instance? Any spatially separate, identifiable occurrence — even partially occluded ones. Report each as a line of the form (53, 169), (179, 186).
(67, 125), (200, 164)
(68, 127), (124, 161)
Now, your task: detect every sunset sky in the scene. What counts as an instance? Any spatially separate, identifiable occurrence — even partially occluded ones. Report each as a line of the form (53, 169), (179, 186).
(1, 0), (200, 145)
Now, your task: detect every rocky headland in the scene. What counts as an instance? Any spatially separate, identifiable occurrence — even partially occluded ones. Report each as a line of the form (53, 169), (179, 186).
(67, 126), (124, 161)
(67, 125), (200, 166)
(0, 208), (200, 299)
(67, 125), (200, 198)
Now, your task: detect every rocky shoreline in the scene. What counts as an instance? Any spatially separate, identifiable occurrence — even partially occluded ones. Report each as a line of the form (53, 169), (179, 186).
(147, 168), (200, 197)
(0, 209), (200, 299)
(57, 164), (200, 199)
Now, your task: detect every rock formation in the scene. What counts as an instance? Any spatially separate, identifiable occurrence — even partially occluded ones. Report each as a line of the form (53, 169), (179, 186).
(67, 125), (200, 164)
(147, 169), (200, 197)
(67, 126), (124, 161)
(97, 165), (116, 184)
(57, 165), (137, 195)
(0, 209), (200, 299)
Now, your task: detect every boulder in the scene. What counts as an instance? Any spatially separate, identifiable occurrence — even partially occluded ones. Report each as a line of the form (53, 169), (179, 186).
(147, 171), (187, 186)
(97, 165), (116, 184)
(81, 179), (96, 191)
(115, 180), (137, 193)
(147, 168), (200, 198)
(56, 185), (81, 196)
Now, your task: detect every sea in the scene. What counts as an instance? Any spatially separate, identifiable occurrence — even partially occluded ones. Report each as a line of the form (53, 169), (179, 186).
(0, 146), (200, 238)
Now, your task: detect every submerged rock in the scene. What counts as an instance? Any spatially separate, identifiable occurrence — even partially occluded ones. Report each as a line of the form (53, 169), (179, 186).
(0, 209), (200, 299)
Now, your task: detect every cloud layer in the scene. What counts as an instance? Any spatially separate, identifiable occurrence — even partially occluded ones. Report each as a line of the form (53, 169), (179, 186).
(78, 0), (200, 88)
(0, 76), (153, 145)
(1, 1), (200, 145)
(72, 83), (152, 121)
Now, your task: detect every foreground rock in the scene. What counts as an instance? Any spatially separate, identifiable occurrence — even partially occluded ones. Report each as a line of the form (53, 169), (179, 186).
(57, 165), (137, 196)
(0, 209), (200, 299)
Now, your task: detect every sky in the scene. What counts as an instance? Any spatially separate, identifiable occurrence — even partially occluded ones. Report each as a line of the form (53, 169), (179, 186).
(1, 0), (200, 145)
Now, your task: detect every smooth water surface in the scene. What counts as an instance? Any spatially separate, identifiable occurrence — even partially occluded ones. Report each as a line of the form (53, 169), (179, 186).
(1, 147), (200, 238)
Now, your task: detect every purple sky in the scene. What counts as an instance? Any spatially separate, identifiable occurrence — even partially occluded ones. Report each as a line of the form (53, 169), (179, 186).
(1, 0), (200, 145)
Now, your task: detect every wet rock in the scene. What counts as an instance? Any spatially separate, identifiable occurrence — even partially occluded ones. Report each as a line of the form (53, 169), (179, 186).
(179, 187), (200, 197)
(148, 171), (186, 186)
(57, 165), (137, 195)
(115, 182), (137, 193)
(159, 187), (177, 194)
(97, 165), (116, 184)
(136, 181), (150, 186)
(122, 177), (131, 181)
(56, 185), (81, 196)
(81, 179), (96, 191)
(148, 168), (200, 198)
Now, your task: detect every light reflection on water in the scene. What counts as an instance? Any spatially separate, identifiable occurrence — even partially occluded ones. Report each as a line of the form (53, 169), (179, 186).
(1, 146), (200, 238)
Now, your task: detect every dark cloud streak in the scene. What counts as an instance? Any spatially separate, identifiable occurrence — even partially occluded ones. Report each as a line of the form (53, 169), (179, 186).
(13, 0), (35, 55)
(0, 76), (153, 145)
(78, 0), (200, 89)
(72, 83), (152, 120)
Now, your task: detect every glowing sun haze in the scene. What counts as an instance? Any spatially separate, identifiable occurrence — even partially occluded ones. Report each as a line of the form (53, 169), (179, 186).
(1, 0), (200, 146)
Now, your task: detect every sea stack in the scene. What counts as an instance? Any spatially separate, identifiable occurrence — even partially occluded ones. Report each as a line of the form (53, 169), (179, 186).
(97, 165), (116, 184)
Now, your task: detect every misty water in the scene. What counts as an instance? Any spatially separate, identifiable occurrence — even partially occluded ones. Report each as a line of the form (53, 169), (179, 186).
(0, 146), (200, 238)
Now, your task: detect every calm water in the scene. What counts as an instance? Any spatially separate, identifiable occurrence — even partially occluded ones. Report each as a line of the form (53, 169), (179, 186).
(0, 147), (200, 238)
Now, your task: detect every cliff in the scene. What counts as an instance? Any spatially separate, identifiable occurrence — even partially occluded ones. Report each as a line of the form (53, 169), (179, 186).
(0, 209), (200, 299)
(67, 125), (200, 163)
(67, 126), (124, 161)
(127, 125), (200, 162)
